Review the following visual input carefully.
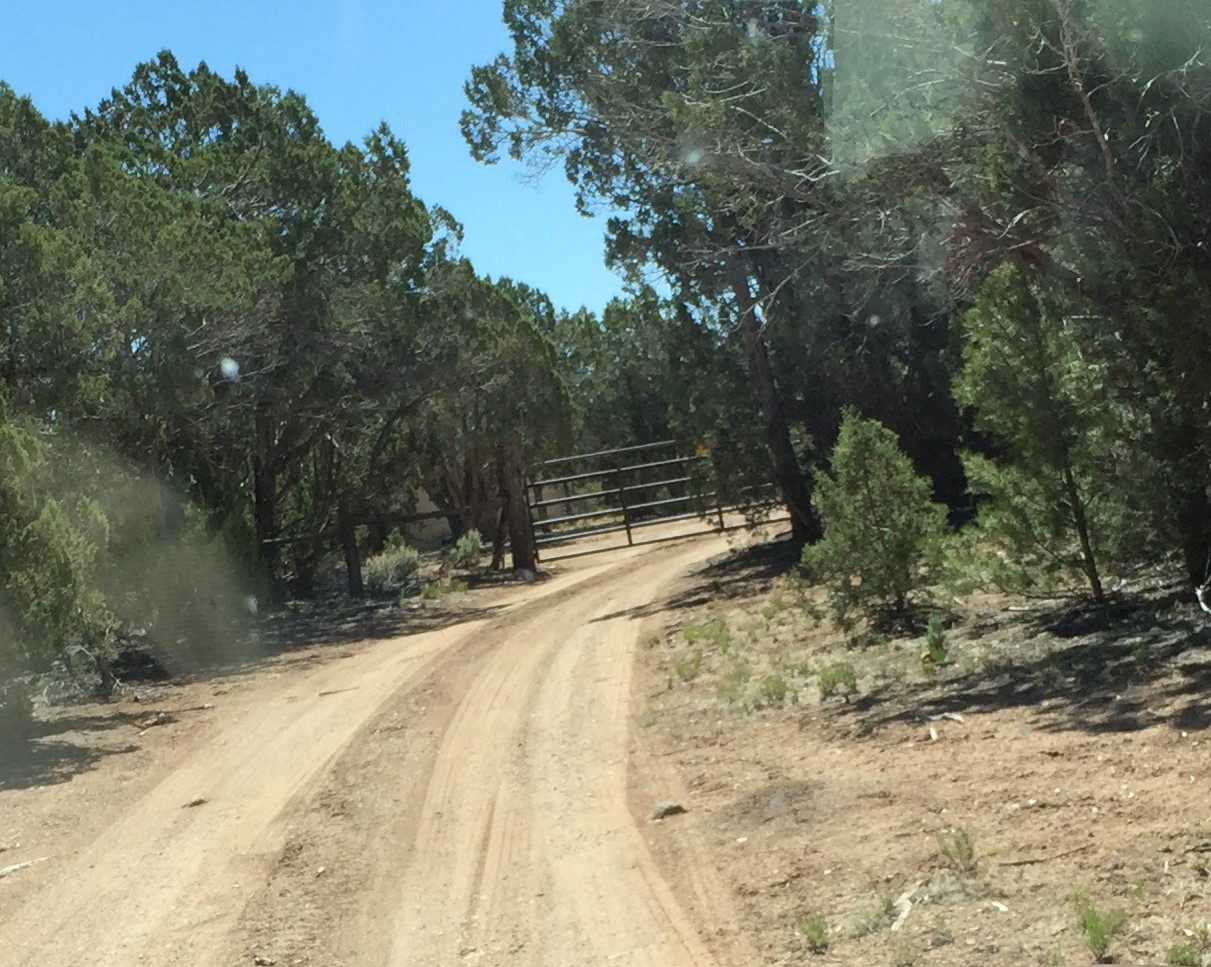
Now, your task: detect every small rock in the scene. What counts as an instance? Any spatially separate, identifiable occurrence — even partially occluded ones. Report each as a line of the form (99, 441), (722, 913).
(647, 800), (687, 822)
(253, 958), (275, 966)
(182, 798), (208, 809)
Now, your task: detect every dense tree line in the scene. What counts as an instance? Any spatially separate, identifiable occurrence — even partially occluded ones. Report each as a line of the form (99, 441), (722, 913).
(465, 0), (1211, 606)
(5, 0), (1211, 705)
(0, 52), (580, 702)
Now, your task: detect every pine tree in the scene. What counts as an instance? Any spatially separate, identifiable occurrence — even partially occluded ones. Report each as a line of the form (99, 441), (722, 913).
(802, 410), (948, 628)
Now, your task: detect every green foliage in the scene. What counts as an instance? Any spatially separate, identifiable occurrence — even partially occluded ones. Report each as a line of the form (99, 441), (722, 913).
(797, 912), (831, 955)
(364, 540), (421, 592)
(1167, 942), (1202, 967)
(1166, 923), (1211, 966)
(818, 662), (858, 699)
(674, 649), (704, 682)
(717, 658), (752, 705)
(953, 265), (1161, 601)
(756, 673), (791, 708)
(0, 409), (113, 685)
(937, 827), (978, 875)
(419, 577), (468, 601)
(802, 412), (948, 628)
(1068, 889), (1127, 963)
(922, 615), (949, 667)
(682, 619), (731, 654)
(449, 530), (485, 570)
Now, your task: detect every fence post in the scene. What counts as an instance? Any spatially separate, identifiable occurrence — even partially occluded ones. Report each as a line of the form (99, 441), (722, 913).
(615, 464), (634, 546)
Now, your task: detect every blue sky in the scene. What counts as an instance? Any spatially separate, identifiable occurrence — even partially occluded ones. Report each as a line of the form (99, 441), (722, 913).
(0, 0), (627, 315)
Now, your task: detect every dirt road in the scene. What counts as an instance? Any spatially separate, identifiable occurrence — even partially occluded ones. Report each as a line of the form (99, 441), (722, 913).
(1, 535), (753, 967)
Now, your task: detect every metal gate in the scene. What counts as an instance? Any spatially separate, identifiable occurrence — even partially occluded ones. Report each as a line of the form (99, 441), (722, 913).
(527, 440), (790, 562)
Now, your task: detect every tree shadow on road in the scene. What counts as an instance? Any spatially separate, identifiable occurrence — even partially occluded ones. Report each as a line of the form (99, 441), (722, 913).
(589, 537), (802, 625)
(0, 711), (142, 791)
(1, 583), (512, 791)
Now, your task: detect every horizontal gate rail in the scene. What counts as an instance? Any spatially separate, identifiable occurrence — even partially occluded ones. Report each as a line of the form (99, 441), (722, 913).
(532, 466), (619, 488)
(530, 489), (614, 510)
(525, 439), (793, 564)
(620, 474), (694, 494)
(539, 439), (676, 467)
(536, 506), (624, 528)
(536, 520), (629, 546)
(539, 510), (793, 563)
(627, 492), (714, 513)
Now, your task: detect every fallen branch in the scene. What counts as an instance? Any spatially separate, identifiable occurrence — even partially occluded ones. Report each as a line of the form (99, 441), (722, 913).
(996, 844), (1092, 867)
(0, 857), (48, 879)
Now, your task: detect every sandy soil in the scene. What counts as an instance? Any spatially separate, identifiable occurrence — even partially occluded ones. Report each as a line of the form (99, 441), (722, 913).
(7, 527), (1209, 967)
(633, 541), (1211, 967)
(0, 532), (752, 967)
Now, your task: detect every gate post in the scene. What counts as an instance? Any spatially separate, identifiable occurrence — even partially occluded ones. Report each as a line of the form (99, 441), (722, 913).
(615, 464), (634, 546)
(499, 443), (538, 571)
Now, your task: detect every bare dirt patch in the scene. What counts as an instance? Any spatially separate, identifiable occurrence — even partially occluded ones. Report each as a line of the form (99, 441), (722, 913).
(633, 539), (1211, 967)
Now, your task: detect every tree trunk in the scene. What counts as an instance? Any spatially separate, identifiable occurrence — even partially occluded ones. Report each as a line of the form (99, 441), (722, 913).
(729, 273), (820, 544)
(497, 443), (537, 571)
(1178, 485), (1211, 589)
(253, 401), (282, 605)
(491, 505), (509, 571)
(1062, 464), (1105, 603)
(339, 501), (364, 598)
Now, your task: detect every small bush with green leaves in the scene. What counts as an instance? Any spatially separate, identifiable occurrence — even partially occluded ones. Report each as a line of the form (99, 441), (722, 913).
(718, 658), (752, 704)
(922, 614), (949, 666)
(937, 827), (977, 875)
(448, 530), (484, 569)
(1069, 888), (1127, 963)
(675, 649), (704, 682)
(682, 618), (731, 653)
(1167, 941), (1202, 966)
(756, 673), (790, 707)
(801, 411), (948, 629)
(1167, 923), (1211, 966)
(364, 539), (421, 591)
(850, 891), (898, 938)
(419, 576), (467, 600)
(798, 912), (830, 954)
(761, 596), (791, 622)
(818, 661), (858, 699)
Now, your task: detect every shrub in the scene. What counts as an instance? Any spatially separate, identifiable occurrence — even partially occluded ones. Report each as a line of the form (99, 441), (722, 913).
(1167, 941), (1201, 966)
(937, 828), (977, 875)
(449, 530), (484, 570)
(419, 576), (467, 600)
(718, 658), (752, 704)
(818, 661), (857, 699)
(1069, 889), (1127, 963)
(922, 614), (949, 667)
(801, 411), (947, 629)
(798, 912), (830, 954)
(1167, 923), (1211, 966)
(756, 673), (790, 707)
(364, 540), (421, 591)
(682, 619), (731, 653)
(675, 649), (704, 682)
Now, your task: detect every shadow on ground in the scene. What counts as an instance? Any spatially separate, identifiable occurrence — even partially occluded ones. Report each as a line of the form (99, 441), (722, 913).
(840, 586), (1211, 737)
(0, 711), (143, 791)
(0, 575), (521, 791)
(590, 537), (802, 624)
